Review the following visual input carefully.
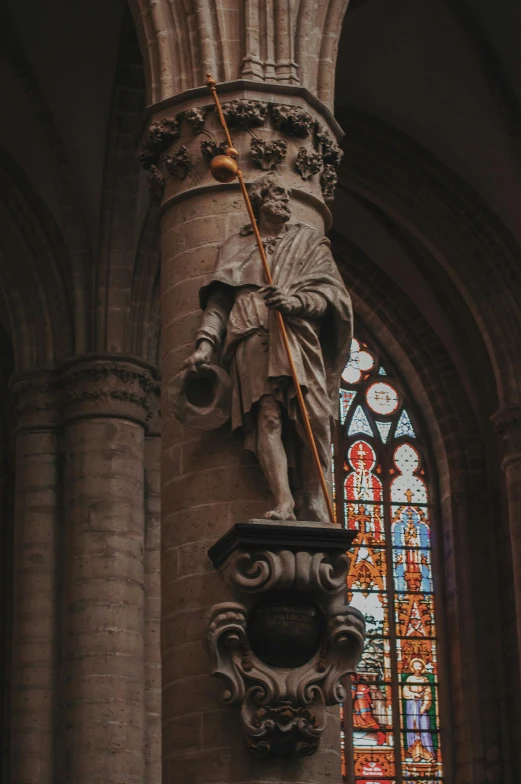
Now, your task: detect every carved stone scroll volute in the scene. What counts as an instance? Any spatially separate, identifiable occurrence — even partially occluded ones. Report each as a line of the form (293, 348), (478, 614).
(206, 521), (365, 757)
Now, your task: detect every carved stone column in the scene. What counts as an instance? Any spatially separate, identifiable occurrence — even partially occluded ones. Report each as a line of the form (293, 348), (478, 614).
(58, 355), (158, 784)
(9, 372), (60, 784)
(140, 84), (347, 784)
(492, 405), (521, 677)
(144, 407), (161, 782)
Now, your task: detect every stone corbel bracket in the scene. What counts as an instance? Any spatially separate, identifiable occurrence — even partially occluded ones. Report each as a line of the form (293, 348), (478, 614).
(207, 521), (365, 758)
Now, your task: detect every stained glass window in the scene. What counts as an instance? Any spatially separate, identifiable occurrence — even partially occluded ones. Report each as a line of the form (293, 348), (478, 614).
(335, 334), (444, 784)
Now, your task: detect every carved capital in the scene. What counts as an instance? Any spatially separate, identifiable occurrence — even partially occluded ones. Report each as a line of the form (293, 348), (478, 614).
(59, 355), (159, 427)
(295, 147), (322, 180)
(207, 521), (364, 757)
(320, 164), (337, 203)
(183, 107), (206, 133)
(10, 371), (59, 431)
(272, 104), (314, 138)
(250, 138), (287, 171)
(222, 99), (268, 129)
(492, 405), (521, 468)
(164, 146), (194, 180)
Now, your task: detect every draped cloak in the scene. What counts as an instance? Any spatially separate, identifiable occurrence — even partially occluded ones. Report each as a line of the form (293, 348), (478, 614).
(199, 222), (353, 468)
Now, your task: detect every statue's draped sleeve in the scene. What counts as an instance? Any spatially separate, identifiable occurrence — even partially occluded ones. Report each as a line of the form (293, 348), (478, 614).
(195, 284), (233, 349)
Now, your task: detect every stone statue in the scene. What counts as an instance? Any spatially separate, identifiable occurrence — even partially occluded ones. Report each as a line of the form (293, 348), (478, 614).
(182, 174), (353, 521)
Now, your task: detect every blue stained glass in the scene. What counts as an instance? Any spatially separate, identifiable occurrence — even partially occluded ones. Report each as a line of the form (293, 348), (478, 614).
(340, 389), (357, 423)
(395, 409), (415, 438)
(348, 405), (373, 437)
(376, 421), (392, 443)
(339, 335), (443, 782)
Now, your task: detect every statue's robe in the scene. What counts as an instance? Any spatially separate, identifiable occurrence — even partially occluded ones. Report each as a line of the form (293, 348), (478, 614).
(198, 222), (353, 470)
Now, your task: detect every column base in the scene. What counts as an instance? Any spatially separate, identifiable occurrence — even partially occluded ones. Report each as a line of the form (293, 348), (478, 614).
(207, 520), (365, 758)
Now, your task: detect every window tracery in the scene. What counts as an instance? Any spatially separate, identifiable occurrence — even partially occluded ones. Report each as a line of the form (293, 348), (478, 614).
(336, 336), (444, 784)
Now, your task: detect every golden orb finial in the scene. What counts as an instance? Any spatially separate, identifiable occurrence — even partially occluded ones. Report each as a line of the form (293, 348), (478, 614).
(209, 147), (239, 183)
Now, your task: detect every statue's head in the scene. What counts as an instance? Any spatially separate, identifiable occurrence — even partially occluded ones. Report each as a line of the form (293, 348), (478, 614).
(249, 173), (291, 225)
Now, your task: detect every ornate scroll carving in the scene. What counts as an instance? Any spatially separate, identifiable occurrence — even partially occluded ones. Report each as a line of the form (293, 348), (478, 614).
(250, 138), (287, 170)
(295, 147), (323, 180)
(207, 526), (365, 757)
(320, 164), (338, 203)
(272, 104), (314, 138)
(164, 146), (194, 179)
(222, 99), (268, 129)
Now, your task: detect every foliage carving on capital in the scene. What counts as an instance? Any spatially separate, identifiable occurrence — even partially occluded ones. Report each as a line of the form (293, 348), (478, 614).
(11, 373), (58, 428)
(222, 99), (268, 129)
(59, 361), (159, 425)
(147, 165), (165, 203)
(201, 139), (229, 162)
(139, 118), (180, 169)
(183, 106), (207, 133)
(314, 123), (344, 166)
(272, 104), (314, 138)
(295, 147), (323, 180)
(320, 164), (338, 203)
(164, 146), (194, 180)
(250, 138), (287, 171)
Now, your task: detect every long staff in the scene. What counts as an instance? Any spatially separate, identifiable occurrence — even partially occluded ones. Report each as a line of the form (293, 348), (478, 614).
(205, 74), (335, 525)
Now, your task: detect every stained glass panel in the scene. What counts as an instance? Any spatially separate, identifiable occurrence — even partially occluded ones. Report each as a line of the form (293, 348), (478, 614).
(341, 390), (357, 423)
(349, 406), (374, 437)
(376, 421), (392, 443)
(337, 333), (444, 784)
(395, 409), (416, 438)
(366, 382), (399, 415)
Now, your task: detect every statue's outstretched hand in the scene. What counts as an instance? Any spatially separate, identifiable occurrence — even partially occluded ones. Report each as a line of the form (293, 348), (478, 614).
(260, 285), (301, 315)
(181, 339), (214, 371)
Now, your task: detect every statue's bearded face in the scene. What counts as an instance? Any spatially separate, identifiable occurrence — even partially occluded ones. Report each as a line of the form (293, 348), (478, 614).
(260, 185), (291, 223)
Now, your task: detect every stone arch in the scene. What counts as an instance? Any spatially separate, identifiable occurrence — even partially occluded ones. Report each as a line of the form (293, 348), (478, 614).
(0, 149), (73, 369)
(334, 235), (511, 783)
(129, 205), (161, 364)
(337, 106), (521, 406)
(95, 5), (148, 354)
(1, 13), (91, 354)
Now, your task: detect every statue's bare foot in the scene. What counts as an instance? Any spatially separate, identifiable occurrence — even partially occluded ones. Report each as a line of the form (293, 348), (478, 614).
(264, 504), (296, 521)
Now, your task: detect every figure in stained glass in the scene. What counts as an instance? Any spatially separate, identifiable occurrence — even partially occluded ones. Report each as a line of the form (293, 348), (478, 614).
(402, 658), (436, 763)
(352, 675), (387, 746)
(337, 332), (443, 782)
(392, 499), (431, 593)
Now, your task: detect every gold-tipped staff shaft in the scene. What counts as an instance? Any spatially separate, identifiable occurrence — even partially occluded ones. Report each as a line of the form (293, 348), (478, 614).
(205, 73), (336, 526)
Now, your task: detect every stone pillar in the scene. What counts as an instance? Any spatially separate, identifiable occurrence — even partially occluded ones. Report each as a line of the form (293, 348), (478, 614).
(9, 372), (59, 784)
(140, 85), (345, 783)
(493, 405), (521, 677)
(144, 410), (161, 782)
(58, 355), (157, 784)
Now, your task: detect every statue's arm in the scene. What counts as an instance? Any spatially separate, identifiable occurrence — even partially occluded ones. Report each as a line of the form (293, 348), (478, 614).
(261, 286), (328, 317)
(182, 283), (233, 370)
(195, 284), (233, 350)
(293, 292), (328, 317)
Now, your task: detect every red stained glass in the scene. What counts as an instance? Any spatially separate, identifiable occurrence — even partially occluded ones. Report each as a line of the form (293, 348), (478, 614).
(338, 334), (444, 783)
